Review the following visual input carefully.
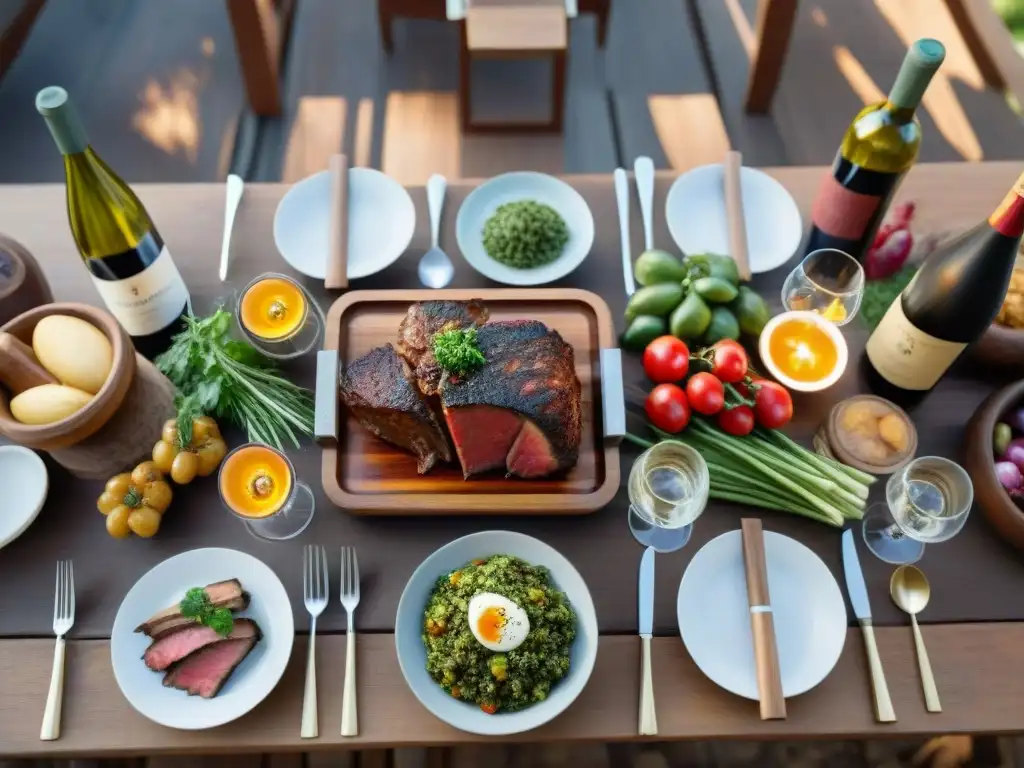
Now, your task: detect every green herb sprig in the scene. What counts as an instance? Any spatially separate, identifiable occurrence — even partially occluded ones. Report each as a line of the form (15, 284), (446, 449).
(157, 309), (314, 451)
(433, 328), (486, 376)
(180, 587), (235, 636)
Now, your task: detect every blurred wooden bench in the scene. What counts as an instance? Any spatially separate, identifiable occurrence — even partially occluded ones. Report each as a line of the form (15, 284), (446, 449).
(0, 0), (44, 82)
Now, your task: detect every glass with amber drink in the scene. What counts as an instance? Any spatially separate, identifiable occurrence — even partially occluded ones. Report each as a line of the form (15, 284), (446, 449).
(781, 248), (864, 326)
(237, 272), (323, 359)
(218, 442), (315, 540)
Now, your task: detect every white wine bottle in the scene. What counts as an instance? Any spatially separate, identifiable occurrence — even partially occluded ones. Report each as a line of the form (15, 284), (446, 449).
(864, 170), (1024, 403)
(36, 86), (190, 359)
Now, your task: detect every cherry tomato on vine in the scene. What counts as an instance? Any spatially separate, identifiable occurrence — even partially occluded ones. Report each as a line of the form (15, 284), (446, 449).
(718, 404), (755, 436)
(685, 372), (725, 415)
(710, 340), (749, 383)
(645, 383), (691, 433)
(642, 336), (690, 383)
(753, 380), (793, 429)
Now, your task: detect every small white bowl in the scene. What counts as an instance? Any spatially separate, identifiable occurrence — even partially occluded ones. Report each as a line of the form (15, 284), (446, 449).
(0, 445), (47, 549)
(273, 168), (416, 281)
(665, 164), (802, 274)
(455, 172), (595, 286)
(758, 310), (849, 392)
(395, 531), (598, 736)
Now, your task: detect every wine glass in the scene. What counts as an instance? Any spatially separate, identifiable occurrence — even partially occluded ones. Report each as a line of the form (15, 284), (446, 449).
(236, 272), (324, 360)
(861, 456), (973, 564)
(781, 248), (864, 326)
(627, 442), (709, 552)
(218, 442), (316, 541)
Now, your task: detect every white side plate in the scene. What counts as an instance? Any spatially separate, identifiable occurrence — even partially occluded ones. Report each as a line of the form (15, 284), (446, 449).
(274, 168), (416, 281)
(677, 529), (846, 700)
(0, 446), (47, 550)
(111, 548), (293, 730)
(665, 164), (803, 274)
(455, 172), (595, 286)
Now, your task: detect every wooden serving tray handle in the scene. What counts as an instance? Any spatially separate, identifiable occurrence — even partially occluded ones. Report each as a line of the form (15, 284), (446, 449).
(600, 348), (625, 444)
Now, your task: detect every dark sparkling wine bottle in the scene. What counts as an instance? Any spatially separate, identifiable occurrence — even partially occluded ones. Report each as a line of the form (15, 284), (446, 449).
(804, 39), (945, 261)
(863, 171), (1024, 405)
(36, 86), (190, 360)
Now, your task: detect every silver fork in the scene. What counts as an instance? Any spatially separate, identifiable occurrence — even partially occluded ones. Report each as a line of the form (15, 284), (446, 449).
(301, 545), (328, 738)
(340, 546), (360, 736)
(40, 560), (74, 741)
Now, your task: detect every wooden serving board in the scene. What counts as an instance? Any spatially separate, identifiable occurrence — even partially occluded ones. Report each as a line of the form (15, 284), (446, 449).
(320, 289), (620, 514)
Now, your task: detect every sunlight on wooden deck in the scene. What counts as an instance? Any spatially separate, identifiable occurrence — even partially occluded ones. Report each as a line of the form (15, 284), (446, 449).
(382, 92), (461, 185)
(648, 94), (731, 170)
(131, 70), (203, 164)
(281, 96), (346, 182)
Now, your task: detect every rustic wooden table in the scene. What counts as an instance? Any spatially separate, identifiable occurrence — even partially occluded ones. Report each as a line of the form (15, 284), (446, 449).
(1, 162), (1024, 757)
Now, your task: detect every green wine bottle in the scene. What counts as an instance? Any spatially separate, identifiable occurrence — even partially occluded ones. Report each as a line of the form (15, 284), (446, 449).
(804, 39), (945, 261)
(36, 86), (190, 359)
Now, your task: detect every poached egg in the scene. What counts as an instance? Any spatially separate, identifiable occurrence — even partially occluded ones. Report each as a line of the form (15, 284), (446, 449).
(467, 592), (530, 652)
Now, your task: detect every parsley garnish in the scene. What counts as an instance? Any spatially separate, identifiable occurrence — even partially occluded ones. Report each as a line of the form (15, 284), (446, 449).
(432, 328), (486, 376)
(179, 586), (235, 636)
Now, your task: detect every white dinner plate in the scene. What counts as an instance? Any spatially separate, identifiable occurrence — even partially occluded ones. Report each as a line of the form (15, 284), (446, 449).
(273, 167), (416, 280)
(677, 529), (846, 700)
(665, 163), (803, 274)
(111, 548), (293, 730)
(455, 171), (595, 286)
(0, 445), (47, 549)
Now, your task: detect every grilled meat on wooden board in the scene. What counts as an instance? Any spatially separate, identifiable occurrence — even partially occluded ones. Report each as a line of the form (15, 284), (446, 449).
(340, 343), (452, 473)
(397, 299), (488, 395)
(135, 580), (249, 638)
(143, 618), (260, 672)
(162, 631), (261, 698)
(440, 320), (582, 478)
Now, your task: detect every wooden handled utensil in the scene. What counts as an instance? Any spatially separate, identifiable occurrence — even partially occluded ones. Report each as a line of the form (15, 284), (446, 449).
(724, 151), (753, 282)
(740, 518), (786, 720)
(0, 332), (57, 394)
(325, 154), (349, 290)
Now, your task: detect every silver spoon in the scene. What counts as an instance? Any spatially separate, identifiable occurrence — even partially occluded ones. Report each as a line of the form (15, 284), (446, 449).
(417, 174), (454, 289)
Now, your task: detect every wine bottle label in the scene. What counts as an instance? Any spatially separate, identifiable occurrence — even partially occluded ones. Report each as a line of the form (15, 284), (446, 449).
(865, 298), (966, 391)
(90, 246), (189, 336)
(810, 173), (882, 240)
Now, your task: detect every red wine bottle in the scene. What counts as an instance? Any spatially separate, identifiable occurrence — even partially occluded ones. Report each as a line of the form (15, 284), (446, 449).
(864, 171), (1024, 402)
(804, 39), (945, 261)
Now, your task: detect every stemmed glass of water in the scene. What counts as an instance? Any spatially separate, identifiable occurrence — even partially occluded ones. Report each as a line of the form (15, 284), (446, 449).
(627, 442), (709, 552)
(862, 456), (973, 564)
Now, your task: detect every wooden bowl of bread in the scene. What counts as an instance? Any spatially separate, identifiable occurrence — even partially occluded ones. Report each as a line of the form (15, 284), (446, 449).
(0, 303), (135, 451)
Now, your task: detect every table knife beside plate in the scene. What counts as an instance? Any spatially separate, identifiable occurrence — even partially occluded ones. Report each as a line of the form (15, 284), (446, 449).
(842, 529), (896, 723)
(638, 546), (657, 736)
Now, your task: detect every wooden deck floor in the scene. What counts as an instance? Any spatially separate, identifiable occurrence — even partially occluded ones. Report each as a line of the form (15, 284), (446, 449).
(1, 0), (1023, 186)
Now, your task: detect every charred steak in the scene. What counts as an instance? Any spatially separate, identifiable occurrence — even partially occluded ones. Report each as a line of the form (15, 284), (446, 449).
(143, 618), (260, 672)
(440, 320), (582, 478)
(397, 299), (488, 395)
(162, 629), (262, 699)
(340, 344), (452, 473)
(135, 580), (250, 638)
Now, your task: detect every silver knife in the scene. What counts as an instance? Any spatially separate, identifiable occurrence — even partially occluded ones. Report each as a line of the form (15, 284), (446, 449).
(614, 168), (636, 297)
(842, 530), (896, 722)
(638, 546), (657, 735)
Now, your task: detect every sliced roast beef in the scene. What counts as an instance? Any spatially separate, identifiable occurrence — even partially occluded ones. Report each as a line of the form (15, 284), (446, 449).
(135, 580), (250, 637)
(396, 299), (488, 395)
(162, 631), (261, 698)
(143, 618), (260, 671)
(340, 344), (451, 473)
(440, 321), (581, 478)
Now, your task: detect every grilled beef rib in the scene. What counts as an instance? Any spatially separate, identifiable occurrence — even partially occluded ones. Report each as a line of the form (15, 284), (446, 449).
(162, 629), (261, 698)
(340, 343), (452, 473)
(143, 618), (260, 672)
(135, 580), (250, 639)
(397, 299), (488, 395)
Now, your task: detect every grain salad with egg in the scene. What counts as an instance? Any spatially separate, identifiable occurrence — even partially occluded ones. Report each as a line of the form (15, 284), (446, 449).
(422, 555), (576, 713)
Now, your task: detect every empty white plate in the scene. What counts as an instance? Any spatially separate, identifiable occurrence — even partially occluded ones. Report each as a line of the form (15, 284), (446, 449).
(111, 548), (293, 730)
(273, 167), (416, 280)
(677, 529), (846, 700)
(456, 171), (595, 286)
(665, 164), (803, 274)
(0, 445), (47, 549)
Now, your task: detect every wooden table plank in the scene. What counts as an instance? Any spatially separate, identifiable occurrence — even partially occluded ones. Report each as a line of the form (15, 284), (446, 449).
(3, 625), (1024, 756)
